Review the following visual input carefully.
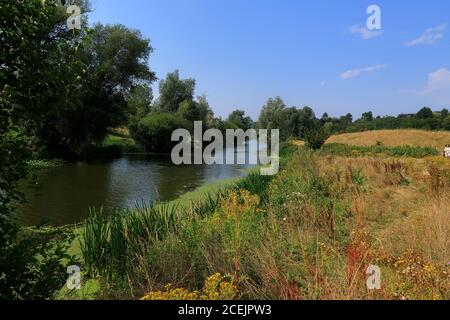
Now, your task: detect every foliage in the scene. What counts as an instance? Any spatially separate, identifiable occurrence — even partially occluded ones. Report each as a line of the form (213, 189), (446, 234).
(304, 125), (330, 150)
(155, 70), (196, 113)
(0, 227), (75, 300)
(103, 134), (144, 154)
(258, 97), (320, 141)
(329, 108), (450, 133)
(234, 172), (272, 205)
(225, 110), (254, 131)
(130, 112), (190, 152)
(178, 95), (214, 129)
(141, 273), (238, 300)
(382, 251), (449, 300)
(258, 96), (286, 131)
(127, 85), (153, 120)
(28, 23), (156, 158)
(81, 204), (180, 280)
(0, 0), (77, 300)
(27, 159), (65, 170)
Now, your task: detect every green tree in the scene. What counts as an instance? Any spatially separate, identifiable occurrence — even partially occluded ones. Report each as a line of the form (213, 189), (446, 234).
(24, 22), (156, 157)
(225, 110), (254, 131)
(130, 112), (189, 152)
(297, 106), (317, 138)
(416, 107), (433, 119)
(0, 0), (76, 300)
(304, 124), (331, 150)
(156, 70), (196, 113)
(258, 96), (286, 130)
(362, 111), (374, 122)
(178, 95), (214, 128)
(128, 84), (153, 120)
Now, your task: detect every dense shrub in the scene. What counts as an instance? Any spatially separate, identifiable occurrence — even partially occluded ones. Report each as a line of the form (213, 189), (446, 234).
(304, 126), (330, 150)
(0, 226), (75, 300)
(130, 112), (190, 153)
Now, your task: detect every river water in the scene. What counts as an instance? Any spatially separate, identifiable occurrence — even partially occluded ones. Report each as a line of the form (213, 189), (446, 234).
(17, 151), (256, 226)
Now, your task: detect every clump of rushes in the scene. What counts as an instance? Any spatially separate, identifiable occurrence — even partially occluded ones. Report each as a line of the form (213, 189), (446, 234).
(81, 203), (180, 280)
(234, 172), (272, 205)
(184, 189), (229, 219)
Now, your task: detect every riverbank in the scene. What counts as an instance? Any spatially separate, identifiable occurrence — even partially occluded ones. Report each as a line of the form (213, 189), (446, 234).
(43, 136), (450, 300)
(58, 166), (261, 300)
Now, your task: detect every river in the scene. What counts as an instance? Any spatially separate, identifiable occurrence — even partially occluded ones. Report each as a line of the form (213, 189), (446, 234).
(17, 147), (256, 226)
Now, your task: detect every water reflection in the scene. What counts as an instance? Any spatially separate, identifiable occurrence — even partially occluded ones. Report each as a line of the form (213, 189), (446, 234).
(17, 150), (254, 226)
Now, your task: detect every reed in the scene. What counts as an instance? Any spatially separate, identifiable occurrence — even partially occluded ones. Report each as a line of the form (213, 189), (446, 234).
(81, 203), (180, 280)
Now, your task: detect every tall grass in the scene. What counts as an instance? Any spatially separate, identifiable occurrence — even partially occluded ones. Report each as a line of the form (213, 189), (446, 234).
(234, 172), (272, 204)
(183, 190), (229, 219)
(78, 141), (450, 300)
(79, 170), (274, 294)
(81, 203), (180, 280)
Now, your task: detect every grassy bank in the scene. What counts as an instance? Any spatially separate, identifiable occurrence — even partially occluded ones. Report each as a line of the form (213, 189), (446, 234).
(59, 168), (262, 299)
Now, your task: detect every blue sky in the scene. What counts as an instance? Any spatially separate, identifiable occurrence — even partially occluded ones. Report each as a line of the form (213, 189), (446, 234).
(88, 0), (450, 120)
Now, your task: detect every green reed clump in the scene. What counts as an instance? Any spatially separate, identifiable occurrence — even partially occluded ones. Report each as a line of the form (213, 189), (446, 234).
(81, 208), (110, 277)
(81, 203), (180, 280)
(183, 190), (229, 219)
(234, 172), (273, 204)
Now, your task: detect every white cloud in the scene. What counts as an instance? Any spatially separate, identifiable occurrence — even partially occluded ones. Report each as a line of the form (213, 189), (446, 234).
(340, 64), (387, 80)
(405, 24), (446, 46)
(349, 25), (382, 40)
(418, 68), (450, 103)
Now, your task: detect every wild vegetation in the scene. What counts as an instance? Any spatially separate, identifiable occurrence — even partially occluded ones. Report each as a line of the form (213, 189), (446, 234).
(73, 142), (449, 300)
(1, 0), (449, 301)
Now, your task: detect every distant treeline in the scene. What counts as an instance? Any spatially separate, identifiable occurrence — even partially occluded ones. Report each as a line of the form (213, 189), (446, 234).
(323, 107), (450, 134)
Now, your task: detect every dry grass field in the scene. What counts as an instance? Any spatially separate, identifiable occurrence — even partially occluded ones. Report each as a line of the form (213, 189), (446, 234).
(327, 129), (450, 149)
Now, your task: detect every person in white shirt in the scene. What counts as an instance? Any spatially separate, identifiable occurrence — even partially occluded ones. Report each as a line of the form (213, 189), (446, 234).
(444, 144), (450, 159)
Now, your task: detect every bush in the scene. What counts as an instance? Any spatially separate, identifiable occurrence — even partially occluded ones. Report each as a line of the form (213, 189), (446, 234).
(304, 126), (330, 150)
(130, 112), (190, 153)
(0, 226), (75, 300)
